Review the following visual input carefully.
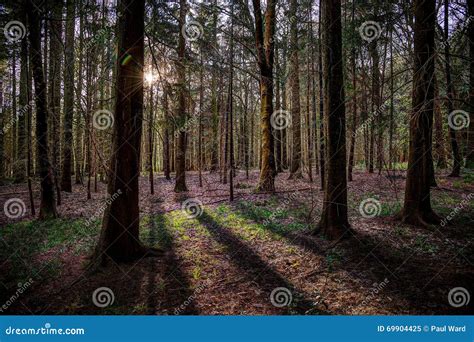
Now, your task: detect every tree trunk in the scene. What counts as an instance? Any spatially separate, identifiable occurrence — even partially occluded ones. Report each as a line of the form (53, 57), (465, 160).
(94, 0), (147, 263)
(274, 48), (283, 173)
(466, 0), (474, 168)
(253, 0), (276, 192)
(318, 8), (325, 191)
(228, 2), (235, 201)
(368, 39), (379, 174)
(174, 0), (188, 192)
(148, 85), (154, 194)
(433, 75), (447, 168)
(397, 0), (440, 226)
(48, 0), (63, 205)
(288, 0), (302, 180)
(75, 6), (84, 185)
(198, 49), (203, 187)
(162, 84), (171, 180)
(61, 0), (75, 192)
(315, 0), (350, 239)
(27, 0), (58, 219)
(348, 0), (357, 182)
(15, 22), (28, 183)
(444, 0), (461, 177)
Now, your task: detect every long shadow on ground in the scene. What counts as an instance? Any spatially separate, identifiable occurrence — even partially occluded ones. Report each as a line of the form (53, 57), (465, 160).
(234, 201), (474, 314)
(145, 214), (198, 315)
(196, 210), (328, 314)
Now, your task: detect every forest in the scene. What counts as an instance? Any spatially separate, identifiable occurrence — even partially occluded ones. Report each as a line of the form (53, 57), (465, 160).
(0, 0), (472, 315)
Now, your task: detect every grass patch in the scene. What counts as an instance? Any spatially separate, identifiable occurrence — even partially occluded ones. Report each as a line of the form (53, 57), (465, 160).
(0, 218), (99, 288)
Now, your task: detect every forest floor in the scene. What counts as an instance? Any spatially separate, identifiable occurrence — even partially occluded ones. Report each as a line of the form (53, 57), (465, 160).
(0, 169), (473, 315)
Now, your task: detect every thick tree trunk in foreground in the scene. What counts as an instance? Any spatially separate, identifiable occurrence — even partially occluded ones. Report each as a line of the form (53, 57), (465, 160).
(315, 0), (350, 239)
(61, 0), (75, 192)
(396, 0), (440, 226)
(94, 0), (147, 263)
(253, 0), (276, 192)
(174, 0), (188, 192)
(27, 0), (58, 219)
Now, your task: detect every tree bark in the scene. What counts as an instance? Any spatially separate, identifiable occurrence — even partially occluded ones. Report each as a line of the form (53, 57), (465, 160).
(174, 0), (188, 192)
(348, 0), (357, 182)
(444, 0), (462, 177)
(466, 0), (474, 168)
(433, 75), (447, 168)
(94, 0), (147, 263)
(48, 0), (63, 204)
(162, 84), (171, 180)
(396, 0), (440, 226)
(315, 0), (350, 239)
(288, 0), (302, 180)
(253, 0), (276, 192)
(14, 20), (28, 183)
(61, 0), (75, 192)
(27, 0), (58, 219)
